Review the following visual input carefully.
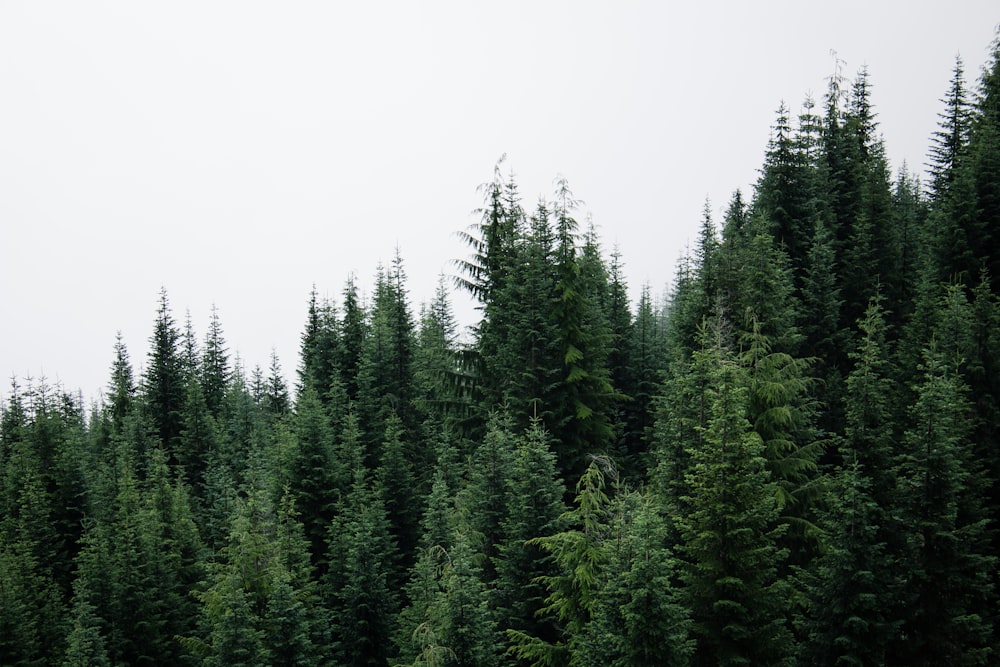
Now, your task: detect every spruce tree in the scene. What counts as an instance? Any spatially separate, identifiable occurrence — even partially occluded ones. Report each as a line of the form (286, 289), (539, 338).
(675, 318), (793, 667)
(144, 288), (186, 461)
(201, 304), (231, 418)
(893, 345), (995, 664)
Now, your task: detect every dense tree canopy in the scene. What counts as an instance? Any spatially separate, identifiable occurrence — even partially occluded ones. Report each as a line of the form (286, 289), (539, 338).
(3, 33), (1000, 665)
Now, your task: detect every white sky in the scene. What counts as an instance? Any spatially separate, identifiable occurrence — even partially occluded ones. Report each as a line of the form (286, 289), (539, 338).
(1, 1), (997, 403)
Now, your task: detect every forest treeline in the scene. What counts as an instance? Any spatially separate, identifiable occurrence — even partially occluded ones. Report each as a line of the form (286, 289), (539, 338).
(3, 36), (1000, 666)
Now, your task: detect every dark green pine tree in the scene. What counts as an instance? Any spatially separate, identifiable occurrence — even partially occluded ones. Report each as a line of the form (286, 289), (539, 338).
(651, 313), (715, 524)
(890, 165), (927, 321)
(191, 485), (324, 666)
(796, 461), (899, 666)
(741, 317), (823, 563)
(662, 204), (718, 368)
(72, 447), (185, 665)
(338, 274), (368, 403)
(893, 345), (995, 665)
(107, 331), (137, 434)
(604, 250), (639, 471)
(584, 489), (693, 667)
(730, 211), (802, 355)
(263, 349), (291, 421)
(201, 578), (268, 667)
(549, 179), (614, 480)
(508, 458), (616, 666)
(623, 284), (664, 477)
(489, 198), (561, 431)
(675, 318), (794, 667)
(263, 491), (328, 666)
(842, 69), (900, 327)
(393, 465), (454, 664)
(928, 56), (973, 203)
(178, 377), (218, 502)
(925, 64), (979, 286)
(356, 254), (421, 461)
(842, 298), (898, 499)
(458, 160), (555, 432)
(136, 448), (204, 663)
(414, 276), (467, 423)
(0, 470), (68, 665)
(144, 288), (187, 461)
(201, 304), (231, 418)
(967, 34), (1000, 287)
(460, 410), (517, 579)
(455, 155), (524, 311)
(493, 420), (566, 650)
(755, 102), (814, 281)
(797, 216), (848, 438)
(298, 286), (342, 399)
(375, 411), (421, 588)
(717, 191), (750, 323)
(62, 576), (111, 667)
(427, 526), (500, 667)
(965, 277), (1000, 566)
(324, 467), (400, 667)
(286, 384), (336, 569)
(798, 299), (904, 665)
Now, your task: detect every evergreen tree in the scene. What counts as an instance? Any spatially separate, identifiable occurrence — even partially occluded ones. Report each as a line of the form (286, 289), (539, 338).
(339, 274), (368, 403)
(144, 288), (187, 460)
(325, 467), (400, 666)
(201, 304), (231, 418)
(107, 332), (136, 434)
(287, 384), (336, 569)
(549, 179), (614, 479)
(796, 461), (899, 666)
(298, 286), (341, 398)
(893, 345), (995, 664)
(494, 421), (566, 650)
(967, 34), (1000, 287)
(62, 577), (111, 667)
(675, 319), (793, 667)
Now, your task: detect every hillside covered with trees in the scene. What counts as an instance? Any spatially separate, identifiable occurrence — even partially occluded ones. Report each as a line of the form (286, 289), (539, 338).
(3, 34), (1000, 666)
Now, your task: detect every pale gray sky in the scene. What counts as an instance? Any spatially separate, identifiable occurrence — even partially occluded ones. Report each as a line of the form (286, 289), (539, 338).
(1, 1), (997, 402)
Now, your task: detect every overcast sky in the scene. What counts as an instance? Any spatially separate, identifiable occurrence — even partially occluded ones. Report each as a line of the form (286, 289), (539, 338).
(1, 2), (997, 403)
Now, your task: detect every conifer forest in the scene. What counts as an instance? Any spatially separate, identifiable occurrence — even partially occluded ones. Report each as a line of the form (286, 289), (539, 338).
(5, 33), (1000, 667)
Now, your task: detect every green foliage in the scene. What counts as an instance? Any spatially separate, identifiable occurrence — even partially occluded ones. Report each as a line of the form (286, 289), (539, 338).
(144, 288), (187, 458)
(892, 346), (995, 664)
(674, 319), (794, 666)
(4, 40), (1000, 666)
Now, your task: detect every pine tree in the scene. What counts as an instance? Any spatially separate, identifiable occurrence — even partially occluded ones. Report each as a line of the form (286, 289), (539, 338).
(179, 377), (218, 501)
(893, 345), (995, 664)
(460, 410), (517, 579)
(755, 102), (813, 280)
(376, 411), (421, 587)
(298, 286), (341, 398)
(796, 461), (899, 666)
(62, 577), (111, 667)
(201, 304), (231, 418)
(675, 319), (793, 667)
(967, 34), (1000, 287)
(144, 288), (187, 460)
(494, 421), (566, 649)
(339, 274), (368, 403)
(263, 349), (291, 421)
(107, 332), (136, 434)
(287, 385), (336, 569)
(508, 458), (616, 666)
(595, 491), (693, 667)
(549, 179), (614, 480)
(325, 467), (400, 666)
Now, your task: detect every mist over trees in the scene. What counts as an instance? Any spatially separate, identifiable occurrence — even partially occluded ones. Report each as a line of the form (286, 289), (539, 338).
(3, 34), (1000, 665)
